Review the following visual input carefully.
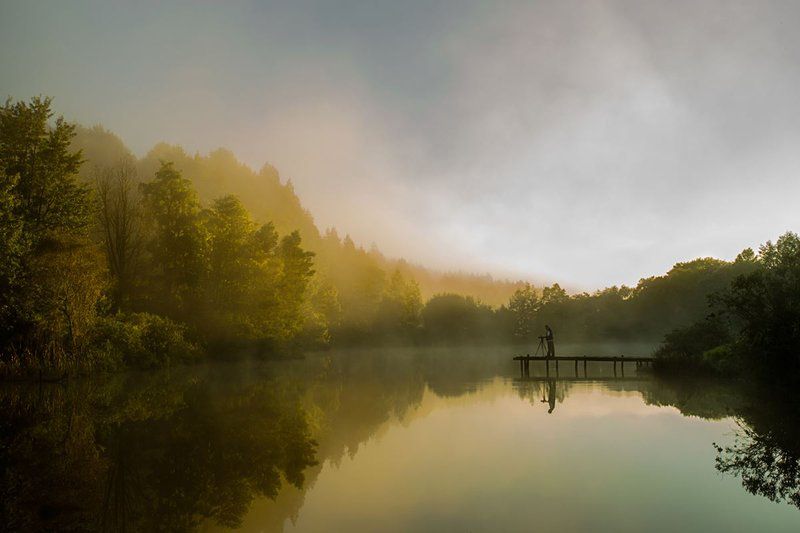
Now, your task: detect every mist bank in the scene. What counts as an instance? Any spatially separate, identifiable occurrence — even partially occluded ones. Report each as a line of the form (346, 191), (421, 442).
(72, 122), (528, 308)
(1, 96), (793, 377)
(5, 349), (800, 530)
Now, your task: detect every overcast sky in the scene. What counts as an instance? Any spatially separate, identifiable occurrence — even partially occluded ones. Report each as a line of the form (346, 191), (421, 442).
(2, 0), (799, 289)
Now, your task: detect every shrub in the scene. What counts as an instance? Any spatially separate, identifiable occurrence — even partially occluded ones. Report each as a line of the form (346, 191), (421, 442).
(90, 313), (201, 369)
(653, 315), (736, 375)
(700, 344), (742, 376)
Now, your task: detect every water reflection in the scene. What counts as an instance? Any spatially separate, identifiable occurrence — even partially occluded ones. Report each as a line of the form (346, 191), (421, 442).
(707, 384), (800, 510)
(514, 377), (568, 414)
(544, 378), (556, 413)
(642, 375), (800, 511)
(1, 347), (799, 531)
(0, 369), (317, 531)
(715, 419), (800, 509)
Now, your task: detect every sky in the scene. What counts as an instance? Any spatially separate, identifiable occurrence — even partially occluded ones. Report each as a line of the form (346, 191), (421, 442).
(2, 0), (799, 289)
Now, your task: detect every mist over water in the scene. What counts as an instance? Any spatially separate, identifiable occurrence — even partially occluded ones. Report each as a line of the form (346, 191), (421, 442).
(4, 346), (799, 532)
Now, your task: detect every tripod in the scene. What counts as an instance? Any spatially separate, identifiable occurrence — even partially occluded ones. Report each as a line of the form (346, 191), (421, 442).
(534, 336), (547, 356)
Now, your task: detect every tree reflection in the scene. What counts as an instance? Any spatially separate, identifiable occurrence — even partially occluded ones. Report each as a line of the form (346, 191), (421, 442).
(711, 381), (800, 510)
(646, 377), (800, 510)
(99, 381), (318, 531)
(714, 420), (800, 508)
(0, 370), (318, 531)
(0, 351), (440, 532)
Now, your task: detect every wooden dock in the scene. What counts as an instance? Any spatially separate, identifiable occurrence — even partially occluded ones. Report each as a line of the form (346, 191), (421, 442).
(513, 375), (650, 383)
(513, 355), (653, 377)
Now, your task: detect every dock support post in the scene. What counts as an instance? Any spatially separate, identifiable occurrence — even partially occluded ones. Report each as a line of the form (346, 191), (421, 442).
(583, 358), (587, 376)
(613, 361), (617, 376)
(575, 359), (578, 376)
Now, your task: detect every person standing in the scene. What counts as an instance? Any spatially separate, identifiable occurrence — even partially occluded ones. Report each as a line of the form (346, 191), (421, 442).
(545, 325), (555, 358)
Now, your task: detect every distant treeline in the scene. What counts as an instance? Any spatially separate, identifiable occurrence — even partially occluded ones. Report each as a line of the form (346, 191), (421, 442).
(0, 96), (786, 374)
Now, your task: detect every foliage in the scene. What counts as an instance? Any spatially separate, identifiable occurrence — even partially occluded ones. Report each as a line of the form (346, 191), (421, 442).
(94, 157), (144, 308)
(508, 283), (539, 340)
(140, 161), (208, 306)
(32, 241), (108, 352)
(373, 270), (423, 340)
(720, 232), (800, 373)
(89, 313), (200, 369)
(422, 294), (496, 343)
(653, 232), (800, 379)
(0, 97), (103, 364)
(0, 96), (89, 238)
(300, 276), (341, 346)
(274, 231), (316, 339)
(652, 315), (736, 375)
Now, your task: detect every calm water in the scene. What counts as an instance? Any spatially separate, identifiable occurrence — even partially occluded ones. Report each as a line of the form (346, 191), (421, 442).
(2, 344), (800, 532)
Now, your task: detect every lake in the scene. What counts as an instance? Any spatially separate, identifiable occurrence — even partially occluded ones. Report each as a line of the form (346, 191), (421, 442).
(2, 344), (799, 532)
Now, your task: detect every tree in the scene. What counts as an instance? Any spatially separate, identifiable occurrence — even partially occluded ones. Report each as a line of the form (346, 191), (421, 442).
(508, 283), (539, 341)
(204, 195), (257, 309)
(375, 270), (422, 338)
(201, 214), (314, 348)
(541, 283), (568, 306)
(0, 171), (25, 340)
(301, 276), (341, 346)
(388, 270), (422, 332)
(0, 97), (89, 240)
(0, 96), (99, 359)
(735, 247), (757, 264)
(722, 232), (800, 371)
(422, 294), (495, 342)
(34, 243), (107, 355)
(275, 231), (315, 342)
(140, 162), (207, 309)
(95, 158), (144, 308)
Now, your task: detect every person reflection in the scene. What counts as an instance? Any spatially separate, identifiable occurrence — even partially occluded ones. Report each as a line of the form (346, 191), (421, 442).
(540, 378), (557, 414)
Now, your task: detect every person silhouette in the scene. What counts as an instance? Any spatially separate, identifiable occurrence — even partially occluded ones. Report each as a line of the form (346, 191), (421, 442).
(540, 378), (557, 413)
(544, 325), (555, 358)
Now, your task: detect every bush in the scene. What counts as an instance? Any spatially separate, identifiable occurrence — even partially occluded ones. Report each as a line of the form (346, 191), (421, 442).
(700, 344), (742, 376)
(653, 315), (737, 375)
(90, 313), (201, 369)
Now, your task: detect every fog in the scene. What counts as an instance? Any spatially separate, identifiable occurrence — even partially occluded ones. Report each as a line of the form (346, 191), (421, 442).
(2, 0), (799, 288)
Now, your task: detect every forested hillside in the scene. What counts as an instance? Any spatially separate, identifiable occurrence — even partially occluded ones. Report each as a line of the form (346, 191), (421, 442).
(72, 124), (524, 307)
(1, 96), (781, 377)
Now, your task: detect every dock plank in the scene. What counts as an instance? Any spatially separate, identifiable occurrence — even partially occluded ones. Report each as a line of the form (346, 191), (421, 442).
(512, 355), (653, 363)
